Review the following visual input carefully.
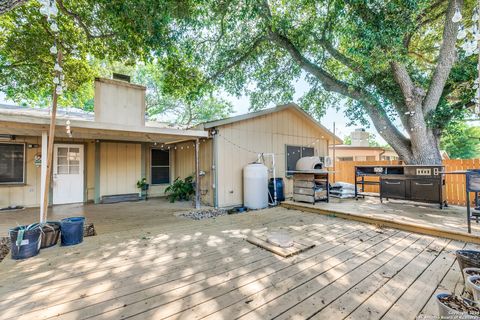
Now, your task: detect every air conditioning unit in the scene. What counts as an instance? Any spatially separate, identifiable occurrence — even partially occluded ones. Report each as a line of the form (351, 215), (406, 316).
(324, 156), (333, 168)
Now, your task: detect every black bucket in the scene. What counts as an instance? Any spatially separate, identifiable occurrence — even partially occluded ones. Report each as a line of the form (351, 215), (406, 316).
(9, 225), (41, 260)
(61, 217), (85, 246)
(268, 178), (285, 202)
(40, 221), (61, 249)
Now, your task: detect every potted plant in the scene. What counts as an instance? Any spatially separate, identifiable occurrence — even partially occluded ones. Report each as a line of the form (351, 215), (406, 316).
(464, 268), (480, 296)
(456, 250), (480, 280)
(165, 176), (195, 203)
(436, 293), (480, 319)
(136, 178), (149, 200)
(468, 276), (480, 303)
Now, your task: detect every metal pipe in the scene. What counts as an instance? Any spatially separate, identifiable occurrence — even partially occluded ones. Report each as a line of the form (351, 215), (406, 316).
(212, 129), (218, 208)
(258, 153), (277, 206)
(195, 138), (200, 209)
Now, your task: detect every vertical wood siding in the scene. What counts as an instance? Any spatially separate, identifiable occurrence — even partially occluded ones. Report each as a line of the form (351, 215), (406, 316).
(215, 108), (331, 207)
(100, 142), (141, 197)
(173, 139), (213, 205)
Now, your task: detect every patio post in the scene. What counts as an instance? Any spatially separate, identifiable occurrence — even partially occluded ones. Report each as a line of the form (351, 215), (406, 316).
(40, 50), (62, 223)
(40, 131), (48, 222)
(195, 138), (200, 209)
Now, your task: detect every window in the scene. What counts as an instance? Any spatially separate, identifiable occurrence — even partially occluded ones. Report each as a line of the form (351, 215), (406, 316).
(285, 145), (315, 176)
(0, 143), (25, 184)
(56, 146), (80, 174)
(151, 149), (170, 184)
(337, 156), (354, 161)
(366, 156), (376, 161)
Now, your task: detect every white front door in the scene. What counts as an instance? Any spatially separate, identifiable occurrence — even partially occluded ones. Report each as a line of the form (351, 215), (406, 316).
(53, 144), (84, 204)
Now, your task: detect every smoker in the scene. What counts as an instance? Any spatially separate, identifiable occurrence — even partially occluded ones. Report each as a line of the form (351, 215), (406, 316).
(466, 170), (480, 233)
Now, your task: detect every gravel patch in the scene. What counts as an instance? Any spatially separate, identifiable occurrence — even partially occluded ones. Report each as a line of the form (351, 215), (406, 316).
(178, 209), (228, 220)
(0, 236), (11, 263)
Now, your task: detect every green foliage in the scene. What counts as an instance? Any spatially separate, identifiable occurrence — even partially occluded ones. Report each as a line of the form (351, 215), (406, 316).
(164, 176), (195, 203)
(441, 123), (480, 159)
(133, 63), (233, 125)
(136, 178), (148, 190)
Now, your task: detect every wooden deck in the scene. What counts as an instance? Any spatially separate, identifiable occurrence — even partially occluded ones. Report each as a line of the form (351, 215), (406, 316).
(282, 197), (480, 243)
(0, 204), (476, 320)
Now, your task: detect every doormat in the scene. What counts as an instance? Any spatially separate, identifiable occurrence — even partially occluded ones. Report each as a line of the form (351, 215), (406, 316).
(246, 230), (315, 258)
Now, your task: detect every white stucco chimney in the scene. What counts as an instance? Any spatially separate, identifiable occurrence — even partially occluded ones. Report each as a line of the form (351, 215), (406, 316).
(350, 128), (369, 147)
(94, 77), (146, 127)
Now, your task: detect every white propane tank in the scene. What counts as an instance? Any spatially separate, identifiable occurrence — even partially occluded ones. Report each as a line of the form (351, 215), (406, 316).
(243, 163), (269, 209)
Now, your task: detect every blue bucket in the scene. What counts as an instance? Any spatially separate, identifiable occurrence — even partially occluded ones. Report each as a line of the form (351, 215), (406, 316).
(60, 217), (85, 246)
(9, 224), (41, 260)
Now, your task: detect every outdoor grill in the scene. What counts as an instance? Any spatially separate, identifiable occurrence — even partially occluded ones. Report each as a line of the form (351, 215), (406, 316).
(355, 165), (446, 208)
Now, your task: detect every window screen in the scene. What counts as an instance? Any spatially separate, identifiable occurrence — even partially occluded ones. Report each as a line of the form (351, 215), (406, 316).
(0, 143), (25, 184)
(151, 149), (170, 184)
(285, 145), (315, 176)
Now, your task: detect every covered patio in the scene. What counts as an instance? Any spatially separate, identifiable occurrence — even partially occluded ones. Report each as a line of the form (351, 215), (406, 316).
(0, 200), (477, 320)
(0, 103), (210, 212)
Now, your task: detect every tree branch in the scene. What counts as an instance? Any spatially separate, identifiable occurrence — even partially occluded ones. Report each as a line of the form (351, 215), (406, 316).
(423, 0), (462, 114)
(0, 0), (28, 15)
(317, 37), (361, 74)
(390, 61), (425, 110)
(56, 0), (115, 39)
(267, 28), (412, 157)
(207, 36), (265, 82)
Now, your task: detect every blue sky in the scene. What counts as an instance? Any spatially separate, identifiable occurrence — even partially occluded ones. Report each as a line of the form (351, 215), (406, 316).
(224, 76), (383, 143)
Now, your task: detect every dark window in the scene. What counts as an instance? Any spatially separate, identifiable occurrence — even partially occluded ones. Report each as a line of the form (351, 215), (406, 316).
(0, 143), (25, 184)
(285, 145), (315, 176)
(151, 149), (170, 184)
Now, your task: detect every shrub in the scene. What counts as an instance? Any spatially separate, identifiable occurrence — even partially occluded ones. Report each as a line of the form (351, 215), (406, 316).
(165, 176), (195, 202)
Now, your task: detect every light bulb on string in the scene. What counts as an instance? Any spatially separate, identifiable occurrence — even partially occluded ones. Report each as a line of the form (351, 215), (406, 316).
(452, 6), (463, 23)
(50, 45), (57, 55)
(50, 22), (59, 33)
(458, 25), (467, 39)
(53, 63), (62, 72)
(53, 77), (59, 84)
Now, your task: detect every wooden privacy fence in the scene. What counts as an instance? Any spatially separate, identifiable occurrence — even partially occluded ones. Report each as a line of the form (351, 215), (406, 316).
(330, 159), (480, 206)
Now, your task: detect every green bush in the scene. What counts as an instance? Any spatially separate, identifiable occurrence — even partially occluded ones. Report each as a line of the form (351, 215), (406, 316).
(165, 176), (195, 202)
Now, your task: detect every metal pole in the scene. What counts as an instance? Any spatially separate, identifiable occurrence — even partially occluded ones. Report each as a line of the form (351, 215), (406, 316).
(477, 0), (480, 115)
(195, 138), (200, 209)
(41, 50), (62, 223)
(332, 122), (336, 183)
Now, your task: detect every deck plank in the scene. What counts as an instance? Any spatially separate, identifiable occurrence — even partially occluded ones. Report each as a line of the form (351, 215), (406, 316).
(0, 205), (475, 320)
(344, 237), (452, 320)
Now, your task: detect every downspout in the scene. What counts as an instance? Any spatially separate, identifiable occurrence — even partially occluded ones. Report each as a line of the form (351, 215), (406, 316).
(195, 138), (200, 209)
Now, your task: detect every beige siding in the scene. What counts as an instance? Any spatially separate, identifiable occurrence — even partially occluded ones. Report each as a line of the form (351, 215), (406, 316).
(0, 136), (95, 208)
(99, 142), (141, 197)
(215, 108), (330, 207)
(172, 139), (213, 206)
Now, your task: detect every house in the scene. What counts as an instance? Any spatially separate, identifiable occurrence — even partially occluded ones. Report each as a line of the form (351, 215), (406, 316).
(0, 78), (340, 209)
(329, 129), (399, 161)
(196, 104), (341, 207)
